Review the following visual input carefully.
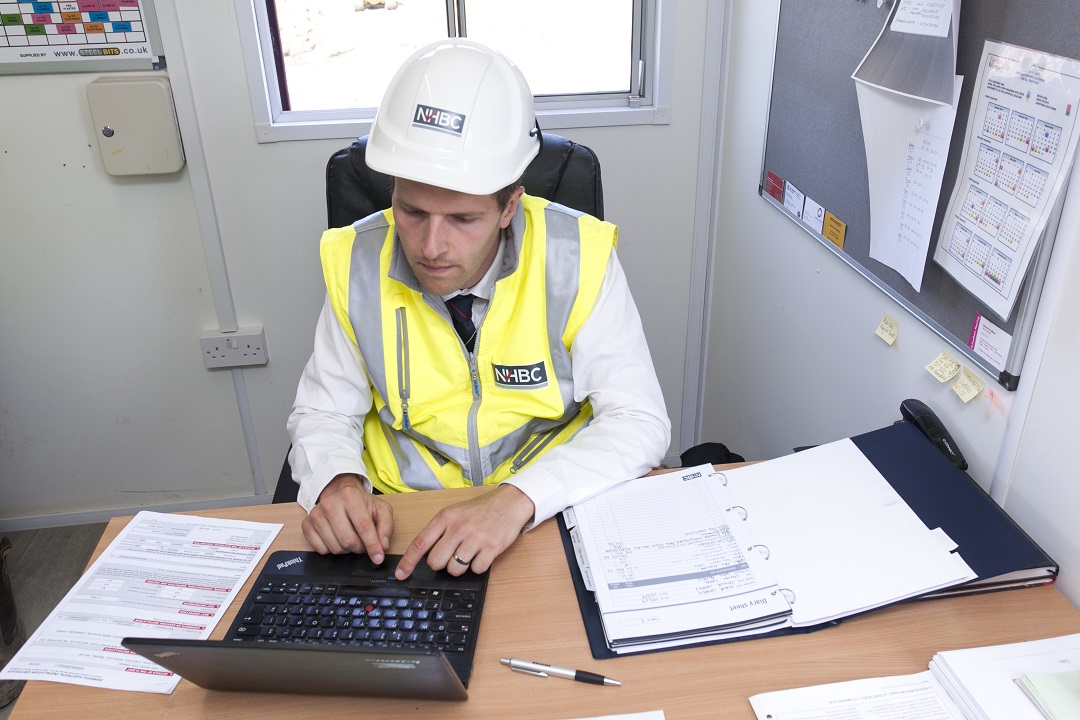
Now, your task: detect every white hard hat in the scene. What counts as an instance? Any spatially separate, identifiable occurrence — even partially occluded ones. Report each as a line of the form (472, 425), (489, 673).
(366, 38), (540, 196)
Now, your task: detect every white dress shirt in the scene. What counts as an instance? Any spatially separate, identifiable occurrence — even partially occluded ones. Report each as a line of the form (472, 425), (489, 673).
(287, 242), (671, 530)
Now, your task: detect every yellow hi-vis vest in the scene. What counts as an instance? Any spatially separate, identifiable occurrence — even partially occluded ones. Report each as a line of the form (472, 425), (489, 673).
(320, 194), (617, 494)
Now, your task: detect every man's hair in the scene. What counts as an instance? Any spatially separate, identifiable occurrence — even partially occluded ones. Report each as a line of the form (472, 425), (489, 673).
(496, 174), (526, 211)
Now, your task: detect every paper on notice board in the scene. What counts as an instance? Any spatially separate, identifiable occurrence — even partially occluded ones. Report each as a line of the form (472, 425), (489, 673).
(853, 0), (960, 106)
(969, 312), (1012, 371)
(803, 196), (826, 233)
(858, 77), (963, 291)
(891, 0), (954, 38)
(934, 41), (1080, 322)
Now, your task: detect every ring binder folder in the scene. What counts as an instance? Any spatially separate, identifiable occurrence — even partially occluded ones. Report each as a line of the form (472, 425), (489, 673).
(557, 422), (1035, 659)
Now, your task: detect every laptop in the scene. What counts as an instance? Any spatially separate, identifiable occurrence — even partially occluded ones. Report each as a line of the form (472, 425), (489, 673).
(123, 549), (489, 701)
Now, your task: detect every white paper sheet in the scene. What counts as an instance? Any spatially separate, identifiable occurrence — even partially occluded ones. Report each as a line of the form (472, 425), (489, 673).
(892, 0), (954, 38)
(715, 440), (975, 627)
(934, 41), (1080, 321)
(569, 441), (976, 655)
(930, 633), (1080, 720)
(0, 511), (281, 694)
(859, 77), (963, 290)
(572, 465), (792, 649)
(853, 0), (960, 106)
(749, 671), (966, 720)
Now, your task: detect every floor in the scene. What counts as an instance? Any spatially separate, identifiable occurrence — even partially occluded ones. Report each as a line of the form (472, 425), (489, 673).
(1, 523), (108, 720)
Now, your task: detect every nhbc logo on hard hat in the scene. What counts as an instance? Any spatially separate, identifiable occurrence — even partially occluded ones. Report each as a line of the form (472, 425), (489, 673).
(413, 104), (466, 136)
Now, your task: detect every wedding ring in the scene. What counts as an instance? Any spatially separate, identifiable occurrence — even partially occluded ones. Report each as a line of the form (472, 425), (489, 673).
(453, 554), (471, 566)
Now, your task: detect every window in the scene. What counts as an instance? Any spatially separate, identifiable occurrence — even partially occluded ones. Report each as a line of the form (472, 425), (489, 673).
(237, 0), (673, 142)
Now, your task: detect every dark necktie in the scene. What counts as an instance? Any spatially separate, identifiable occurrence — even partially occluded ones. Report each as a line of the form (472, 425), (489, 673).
(446, 294), (476, 352)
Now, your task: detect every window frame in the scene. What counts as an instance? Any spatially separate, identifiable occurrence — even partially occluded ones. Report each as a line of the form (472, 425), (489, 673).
(234, 0), (674, 143)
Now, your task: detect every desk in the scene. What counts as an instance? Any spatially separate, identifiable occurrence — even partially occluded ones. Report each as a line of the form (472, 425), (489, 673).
(11, 485), (1080, 719)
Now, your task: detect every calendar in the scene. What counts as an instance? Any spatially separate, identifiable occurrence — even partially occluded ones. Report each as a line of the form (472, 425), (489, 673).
(994, 153), (1025, 195)
(998, 208), (1029, 251)
(1030, 119), (1063, 164)
(948, 223), (973, 261)
(982, 102), (1010, 141)
(978, 195), (1009, 238)
(983, 248), (1012, 293)
(964, 233), (993, 275)
(935, 42), (1080, 321)
(1017, 163), (1049, 207)
(974, 143), (1000, 182)
(961, 185), (987, 224)
(1005, 111), (1035, 153)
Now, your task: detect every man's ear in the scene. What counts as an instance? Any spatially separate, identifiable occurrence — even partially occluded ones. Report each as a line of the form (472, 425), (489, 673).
(499, 186), (525, 229)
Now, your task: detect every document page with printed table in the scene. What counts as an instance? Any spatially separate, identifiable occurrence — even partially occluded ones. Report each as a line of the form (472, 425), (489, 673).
(565, 439), (976, 654)
(569, 465), (793, 653)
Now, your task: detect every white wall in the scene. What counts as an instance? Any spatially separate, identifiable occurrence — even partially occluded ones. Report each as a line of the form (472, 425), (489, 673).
(0, 72), (254, 516)
(705, 0), (1078, 607)
(998, 214), (1080, 605)
(0, 1), (711, 526)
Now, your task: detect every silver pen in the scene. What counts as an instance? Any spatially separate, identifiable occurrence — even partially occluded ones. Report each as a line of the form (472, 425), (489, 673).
(500, 657), (621, 686)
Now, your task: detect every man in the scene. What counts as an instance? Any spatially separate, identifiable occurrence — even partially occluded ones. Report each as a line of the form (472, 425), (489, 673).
(287, 38), (670, 581)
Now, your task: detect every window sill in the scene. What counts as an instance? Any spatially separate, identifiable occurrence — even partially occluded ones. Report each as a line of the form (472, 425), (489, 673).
(253, 103), (672, 144)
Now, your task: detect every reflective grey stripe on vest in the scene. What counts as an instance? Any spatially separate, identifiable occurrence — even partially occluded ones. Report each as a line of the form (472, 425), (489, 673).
(346, 215), (450, 490)
(345, 200), (596, 489)
(540, 203), (584, 406)
(348, 215), (393, 407)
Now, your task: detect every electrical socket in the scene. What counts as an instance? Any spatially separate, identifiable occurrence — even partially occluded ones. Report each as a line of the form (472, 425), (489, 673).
(200, 326), (269, 369)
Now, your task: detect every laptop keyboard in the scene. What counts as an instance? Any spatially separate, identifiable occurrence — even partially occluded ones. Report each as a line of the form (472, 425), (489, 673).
(226, 579), (480, 654)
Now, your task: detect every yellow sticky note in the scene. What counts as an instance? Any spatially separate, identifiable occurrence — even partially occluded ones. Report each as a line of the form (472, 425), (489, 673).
(823, 211), (847, 249)
(952, 367), (985, 403)
(926, 352), (961, 382)
(875, 313), (899, 345)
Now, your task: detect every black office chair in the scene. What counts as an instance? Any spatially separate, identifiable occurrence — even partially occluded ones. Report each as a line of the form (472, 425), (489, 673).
(273, 132), (605, 504)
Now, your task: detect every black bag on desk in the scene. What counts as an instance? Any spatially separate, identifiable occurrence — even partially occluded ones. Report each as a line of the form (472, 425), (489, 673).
(680, 442), (744, 466)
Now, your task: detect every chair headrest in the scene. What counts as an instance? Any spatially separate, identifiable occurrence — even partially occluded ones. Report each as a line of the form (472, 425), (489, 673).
(325, 132), (604, 229)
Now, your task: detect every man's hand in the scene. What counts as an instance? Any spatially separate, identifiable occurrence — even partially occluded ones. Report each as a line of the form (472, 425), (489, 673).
(302, 473), (394, 563)
(394, 485), (535, 580)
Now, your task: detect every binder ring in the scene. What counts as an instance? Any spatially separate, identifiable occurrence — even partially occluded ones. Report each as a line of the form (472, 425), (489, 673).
(709, 471), (728, 487)
(726, 505), (747, 520)
(747, 544), (770, 559)
(776, 587), (796, 604)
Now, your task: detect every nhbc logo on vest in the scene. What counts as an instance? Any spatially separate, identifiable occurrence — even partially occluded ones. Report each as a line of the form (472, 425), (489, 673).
(493, 361), (548, 390)
(413, 104), (466, 137)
